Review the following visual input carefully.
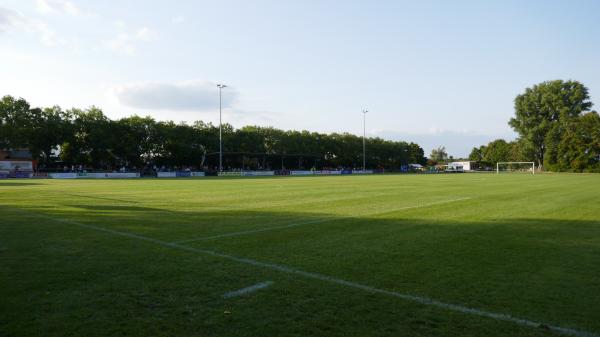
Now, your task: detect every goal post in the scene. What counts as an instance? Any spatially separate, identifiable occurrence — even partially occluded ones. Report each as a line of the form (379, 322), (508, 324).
(496, 162), (536, 175)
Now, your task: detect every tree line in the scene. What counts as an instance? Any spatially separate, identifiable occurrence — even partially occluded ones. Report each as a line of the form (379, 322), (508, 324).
(0, 95), (426, 171)
(469, 80), (600, 172)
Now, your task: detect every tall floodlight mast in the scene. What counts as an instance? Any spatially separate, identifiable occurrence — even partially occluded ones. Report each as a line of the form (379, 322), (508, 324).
(362, 109), (368, 171)
(217, 84), (227, 172)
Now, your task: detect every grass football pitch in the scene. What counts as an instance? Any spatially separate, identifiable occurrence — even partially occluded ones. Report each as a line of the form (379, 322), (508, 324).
(1, 173), (600, 337)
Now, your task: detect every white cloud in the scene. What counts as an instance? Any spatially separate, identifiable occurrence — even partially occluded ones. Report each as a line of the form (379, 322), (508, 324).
(171, 15), (185, 24)
(36, 0), (80, 15)
(0, 7), (21, 32)
(135, 27), (156, 41)
(0, 6), (67, 46)
(113, 20), (126, 28)
(34, 21), (66, 46)
(104, 26), (157, 55)
(110, 80), (238, 111)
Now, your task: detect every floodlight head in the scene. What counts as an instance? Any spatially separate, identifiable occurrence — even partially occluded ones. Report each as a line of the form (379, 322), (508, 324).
(217, 84), (227, 89)
(362, 109), (368, 114)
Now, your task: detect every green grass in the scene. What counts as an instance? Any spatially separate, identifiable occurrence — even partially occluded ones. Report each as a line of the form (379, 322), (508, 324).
(1, 173), (600, 337)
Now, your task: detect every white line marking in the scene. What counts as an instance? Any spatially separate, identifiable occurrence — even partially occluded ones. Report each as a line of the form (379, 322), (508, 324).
(175, 217), (332, 243)
(222, 281), (273, 299)
(6, 207), (598, 337)
(175, 197), (472, 244)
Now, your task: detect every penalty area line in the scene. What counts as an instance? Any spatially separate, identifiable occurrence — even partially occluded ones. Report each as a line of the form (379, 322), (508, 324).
(174, 197), (473, 244)
(6, 207), (598, 337)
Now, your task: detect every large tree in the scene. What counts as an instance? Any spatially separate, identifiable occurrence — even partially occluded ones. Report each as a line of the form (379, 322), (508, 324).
(429, 146), (448, 163)
(482, 139), (511, 164)
(509, 80), (593, 168)
(545, 111), (600, 172)
(29, 106), (72, 165)
(468, 146), (485, 162)
(0, 96), (34, 150)
(469, 139), (528, 166)
(113, 115), (159, 167)
(0, 97), (70, 164)
(60, 107), (114, 168)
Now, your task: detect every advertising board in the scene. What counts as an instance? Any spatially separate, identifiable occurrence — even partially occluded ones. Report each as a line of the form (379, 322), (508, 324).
(49, 173), (78, 179)
(353, 170), (374, 174)
(80, 172), (140, 178)
(157, 171), (205, 178)
(218, 171), (242, 177)
(290, 170), (314, 175)
(314, 170), (342, 175)
(50, 172), (139, 179)
(241, 171), (274, 176)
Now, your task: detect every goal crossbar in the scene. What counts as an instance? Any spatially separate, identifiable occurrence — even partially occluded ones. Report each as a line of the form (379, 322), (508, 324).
(496, 162), (535, 175)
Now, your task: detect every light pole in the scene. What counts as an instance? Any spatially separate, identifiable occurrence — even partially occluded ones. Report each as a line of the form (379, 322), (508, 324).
(362, 109), (368, 171)
(217, 84), (227, 172)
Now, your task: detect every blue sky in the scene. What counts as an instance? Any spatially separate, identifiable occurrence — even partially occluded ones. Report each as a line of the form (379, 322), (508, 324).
(1, 0), (599, 157)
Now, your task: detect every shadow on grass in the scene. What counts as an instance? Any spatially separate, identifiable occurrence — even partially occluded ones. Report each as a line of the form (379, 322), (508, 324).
(3, 203), (600, 336)
(65, 204), (163, 212)
(65, 194), (141, 204)
(0, 181), (44, 186)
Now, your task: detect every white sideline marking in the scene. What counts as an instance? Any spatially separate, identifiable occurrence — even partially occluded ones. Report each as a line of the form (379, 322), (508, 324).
(174, 197), (472, 244)
(8, 207), (598, 337)
(222, 281), (273, 299)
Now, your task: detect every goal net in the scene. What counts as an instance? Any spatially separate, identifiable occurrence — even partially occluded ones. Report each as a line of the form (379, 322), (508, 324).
(496, 162), (536, 174)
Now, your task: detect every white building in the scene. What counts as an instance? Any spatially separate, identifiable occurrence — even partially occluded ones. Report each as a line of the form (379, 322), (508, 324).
(448, 161), (476, 171)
